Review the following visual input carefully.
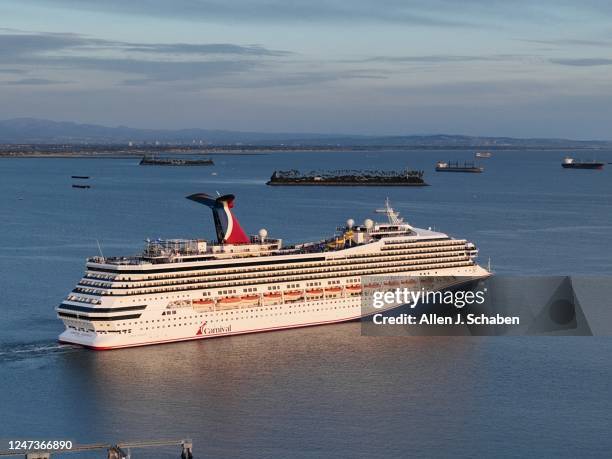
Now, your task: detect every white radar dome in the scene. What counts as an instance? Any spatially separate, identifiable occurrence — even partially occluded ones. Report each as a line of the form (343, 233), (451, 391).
(346, 218), (355, 229)
(364, 219), (374, 229)
(258, 228), (268, 240)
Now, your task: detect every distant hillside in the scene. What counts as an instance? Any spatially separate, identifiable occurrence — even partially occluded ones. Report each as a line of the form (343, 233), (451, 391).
(0, 117), (610, 148)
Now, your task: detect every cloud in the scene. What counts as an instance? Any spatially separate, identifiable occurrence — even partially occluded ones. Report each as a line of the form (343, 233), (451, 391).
(0, 30), (288, 84)
(0, 31), (288, 59)
(550, 58), (612, 66)
(4, 78), (70, 85)
(22, 0), (476, 26)
(123, 43), (291, 56)
(353, 55), (502, 64)
(217, 70), (388, 88)
(50, 56), (257, 82)
(521, 38), (612, 47)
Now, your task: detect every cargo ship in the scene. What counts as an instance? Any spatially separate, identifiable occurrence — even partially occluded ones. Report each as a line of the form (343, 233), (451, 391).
(435, 161), (483, 173)
(561, 157), (604, 170)
(266, 169), (427, 186)
(475, 152), (492, 158)
(140, 156), (214, 166)
(56, 194), (489, 349)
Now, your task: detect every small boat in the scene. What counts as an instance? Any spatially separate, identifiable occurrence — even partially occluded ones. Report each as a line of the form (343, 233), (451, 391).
(324, 287), (343, 297)
(562, 157), (604, 170)
(240, 295), (259, 305)
(71, 175), (90, 179)
(306, 289), (324, 296)
(263, 292), (282, 299)
(218, 296), (241, 305)
(72, 184), (91, 189)
(193, 299), (214, 305)
(262, 292), (282, 304)
(192, 298), (215, 311)
(284, 290), (303, 299)
(475, 152), (492, 158)
(436, 161), (483, 173)
(362, 283), (379, 290)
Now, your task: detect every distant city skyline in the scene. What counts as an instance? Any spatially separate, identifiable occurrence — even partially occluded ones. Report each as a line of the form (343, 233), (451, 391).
(1, 1), (612, 139)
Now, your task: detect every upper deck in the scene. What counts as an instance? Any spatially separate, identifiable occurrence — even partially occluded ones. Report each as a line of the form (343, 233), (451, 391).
(85, 198), (454, 269)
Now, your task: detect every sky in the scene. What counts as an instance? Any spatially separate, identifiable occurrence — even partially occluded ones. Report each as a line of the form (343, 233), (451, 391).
(1, 0), (612, 139)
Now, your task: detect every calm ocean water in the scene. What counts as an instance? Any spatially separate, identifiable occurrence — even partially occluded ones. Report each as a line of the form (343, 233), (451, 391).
(1, 150), (612, 458)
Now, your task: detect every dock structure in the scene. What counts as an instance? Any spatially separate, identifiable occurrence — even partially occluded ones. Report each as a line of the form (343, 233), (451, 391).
(0, 439), (193, 458)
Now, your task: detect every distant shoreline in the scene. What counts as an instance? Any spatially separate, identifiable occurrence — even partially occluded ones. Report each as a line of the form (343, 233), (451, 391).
(0, 144), (609, 158)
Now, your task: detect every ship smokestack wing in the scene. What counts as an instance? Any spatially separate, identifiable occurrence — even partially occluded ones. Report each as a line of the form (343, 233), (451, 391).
(186, 193), (250, 244)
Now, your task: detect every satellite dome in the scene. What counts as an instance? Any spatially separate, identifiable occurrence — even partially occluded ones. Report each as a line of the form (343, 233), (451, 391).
(364, 219), (374, 229)
(258, 228), (268, 240)
(346, 218), (355, 229)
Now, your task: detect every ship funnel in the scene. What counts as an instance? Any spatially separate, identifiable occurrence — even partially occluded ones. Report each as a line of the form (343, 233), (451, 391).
(186, 193), (250, 244)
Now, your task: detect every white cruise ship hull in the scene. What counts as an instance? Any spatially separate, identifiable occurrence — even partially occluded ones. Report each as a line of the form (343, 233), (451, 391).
(58, 265), (489, 350)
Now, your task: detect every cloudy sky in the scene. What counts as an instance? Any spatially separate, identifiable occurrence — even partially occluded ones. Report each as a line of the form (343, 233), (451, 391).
(1, 0), (612, 138)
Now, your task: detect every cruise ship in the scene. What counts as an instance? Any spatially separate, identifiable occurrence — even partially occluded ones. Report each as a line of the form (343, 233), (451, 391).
(57, 194), (490, 349)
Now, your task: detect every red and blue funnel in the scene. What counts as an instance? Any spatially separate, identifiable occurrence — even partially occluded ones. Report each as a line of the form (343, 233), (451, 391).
(186, 193), (250, 244)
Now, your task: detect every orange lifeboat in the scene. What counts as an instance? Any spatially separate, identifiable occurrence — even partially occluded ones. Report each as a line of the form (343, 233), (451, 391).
(324, 287), (342, 297)
(306, 289), (324, 296)
(263, 292), (282, 304)
(217, 296), (242, 310)
(193, 298), (214, 306)
(363, 283), (380, 290)
(241, 294), (259, 305)
(218, 296), (241, 305)
(192, 297), (215, 312)
(263, 292), (282, 299)
(284, 290), (303, 299)
(346, 285), (362, 293)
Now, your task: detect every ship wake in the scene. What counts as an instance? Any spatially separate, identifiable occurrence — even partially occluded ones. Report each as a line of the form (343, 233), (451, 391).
(0, 341), (81, 362)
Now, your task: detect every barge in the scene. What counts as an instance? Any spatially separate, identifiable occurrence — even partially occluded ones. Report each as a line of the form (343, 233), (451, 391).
(140, 156), (214, 166)
(266, 169), (427, 186)
(435, 161), (483, 173)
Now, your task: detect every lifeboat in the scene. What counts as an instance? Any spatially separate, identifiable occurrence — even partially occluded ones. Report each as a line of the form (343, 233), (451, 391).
(263, 292), (282, 304)
(193, 298), (214, 305)
(216, 296), (242, 310)
(346, 285), (362, 293)
(218, 296), (241, 305)
(363, 283), (380, 290)
(385, 280), (401, 287)
(284, 290), (303, 300)
(263, 292), (282, 299)
(324, 287), (342, 297)
(192, 298), (215, 312)
(399, 279), (418, 287)
(241, 294), (260, 306)
(306, 289), (324, 296)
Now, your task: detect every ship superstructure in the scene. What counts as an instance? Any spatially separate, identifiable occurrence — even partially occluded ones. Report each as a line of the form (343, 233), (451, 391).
(57, 194), (490, 349)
